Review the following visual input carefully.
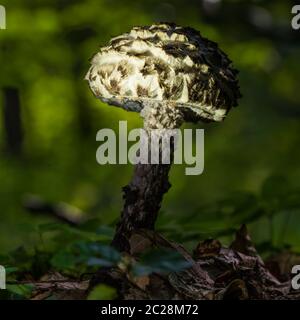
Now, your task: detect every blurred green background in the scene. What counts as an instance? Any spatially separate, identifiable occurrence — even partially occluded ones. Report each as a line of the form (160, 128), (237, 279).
(0, 0), (300, 256)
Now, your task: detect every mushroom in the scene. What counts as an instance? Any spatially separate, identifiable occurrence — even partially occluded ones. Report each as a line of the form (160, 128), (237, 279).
(85, 23), (241, 252)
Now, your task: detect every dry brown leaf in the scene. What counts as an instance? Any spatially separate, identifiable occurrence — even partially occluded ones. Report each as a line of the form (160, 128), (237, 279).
(134, 275), (150, 290)
(230, 224), (259, 257)
(129, 233), (153, 255)
(194, 239), (221, 259)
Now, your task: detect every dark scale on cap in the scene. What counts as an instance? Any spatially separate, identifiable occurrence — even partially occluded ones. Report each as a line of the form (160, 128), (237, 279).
(86, 23), (241, 122)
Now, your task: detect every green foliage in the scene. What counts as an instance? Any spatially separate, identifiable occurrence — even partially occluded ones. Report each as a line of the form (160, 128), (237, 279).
(1, 171), (300, 300)
(132, 248), (192, 276)
(87, 284), (117, 300)
(159, 174), (300, 252)
(5, 284), (34, 300)
(50, 241), (121, 271)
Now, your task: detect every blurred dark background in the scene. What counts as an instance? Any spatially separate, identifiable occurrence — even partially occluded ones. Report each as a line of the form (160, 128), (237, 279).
(0, 0), (300, 255)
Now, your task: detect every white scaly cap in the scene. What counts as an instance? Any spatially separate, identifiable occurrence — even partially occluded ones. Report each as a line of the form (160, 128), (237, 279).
(86, 23), (241, 123)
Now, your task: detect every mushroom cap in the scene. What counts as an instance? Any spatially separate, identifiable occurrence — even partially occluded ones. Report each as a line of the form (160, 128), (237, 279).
(85, 23), (241, 122)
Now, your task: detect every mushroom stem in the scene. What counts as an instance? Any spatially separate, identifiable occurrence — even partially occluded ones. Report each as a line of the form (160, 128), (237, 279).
(112, 102), (183, 252)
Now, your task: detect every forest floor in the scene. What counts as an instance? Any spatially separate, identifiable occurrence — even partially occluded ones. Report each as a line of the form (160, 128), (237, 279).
(14, 225), (300, 300)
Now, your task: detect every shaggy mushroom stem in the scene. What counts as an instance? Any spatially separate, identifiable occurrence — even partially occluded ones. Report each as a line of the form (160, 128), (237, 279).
(112, 102), (183, 252)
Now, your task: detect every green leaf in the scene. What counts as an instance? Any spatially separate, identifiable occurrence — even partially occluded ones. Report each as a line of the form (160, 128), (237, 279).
(9, 247), (32, 269)
(38, 223), (66, 233)
(87, 257), (114, 267)
(87, 284), (117, 300)
(132, 248), (191, 276)
(50, 251), (79, 269)
(6, 284), (34, 299)
(5, 267), (18, 275)
(50, 241), (121, 272)
(95, 226), (115, 238)
(76, 242), (121, 264)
